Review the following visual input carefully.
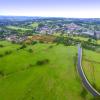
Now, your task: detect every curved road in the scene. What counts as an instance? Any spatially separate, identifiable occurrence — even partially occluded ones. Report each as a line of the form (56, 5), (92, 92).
(77, 44), (100, 96)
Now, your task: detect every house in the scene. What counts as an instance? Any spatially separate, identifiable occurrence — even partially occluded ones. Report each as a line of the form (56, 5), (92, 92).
(82, 30), (94, 36)
(66, 23), (80, 31)
(6, 35), (17, 41)
(94, 31), (100, 39)
(5, 35), (27, 43)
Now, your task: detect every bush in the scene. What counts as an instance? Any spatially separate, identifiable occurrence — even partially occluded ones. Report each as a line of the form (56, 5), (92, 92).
(28, 64), (34, 68)
(0, 54), (4, 58)
(31, 41), (37, 45)
(48, 45), (53, 49)
(39, 40), (44, 43)
(11, 41), (16, 44)
(36, 59), (49, 66)
(19, 44), (27, 49)
(0, 44), (4, 48)
(0, 70), (5, 77)
(28, 49), (33, 53)
(80, 87), (88, 99)
(81, 41), (96, 51)
(5, 51), (12, 55)
(54, 36), (75, 46)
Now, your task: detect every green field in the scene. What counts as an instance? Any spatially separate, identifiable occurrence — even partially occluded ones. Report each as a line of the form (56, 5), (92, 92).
(72, 36), (89, 41)
(0, 41), (94, 100)
(82, 49), (100, 92)
(6, 26), (32, 31)
(30, 22), (38, 28)
(97, 40), (100, 45)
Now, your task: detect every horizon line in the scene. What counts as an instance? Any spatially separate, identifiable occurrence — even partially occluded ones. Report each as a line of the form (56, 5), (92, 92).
(0, 15), (100, 19)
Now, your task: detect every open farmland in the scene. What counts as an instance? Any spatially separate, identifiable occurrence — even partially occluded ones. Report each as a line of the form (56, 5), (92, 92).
(82, 49), (100, 93)
(0, 41), (94, 100)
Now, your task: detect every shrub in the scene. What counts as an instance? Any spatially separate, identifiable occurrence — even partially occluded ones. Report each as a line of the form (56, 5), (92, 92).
(0, 70), (5, 77)
(19, 44), (27, 49)
(5, 51), (12, 55)
(11, 41), (16, 44)
(80, 87), (88, 99)
(0, 54), (4, 58)
(81, 41), (96, 51)
(36, 59), (49, 66)
(39, 40), (44, 43)
(0, 44), (4, 48)
(48, 45), (53, 49)
(28, 64), (34, 68)
(31, 41), (37, 45)
(28, 49), (33, 53)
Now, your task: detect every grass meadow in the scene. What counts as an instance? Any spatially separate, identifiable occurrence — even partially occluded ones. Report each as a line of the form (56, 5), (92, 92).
(82, 49), (100, 93)
(0, 41), (94, 100)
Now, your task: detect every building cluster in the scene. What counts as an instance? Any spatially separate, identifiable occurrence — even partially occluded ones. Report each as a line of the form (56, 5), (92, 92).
(36, 23), (100, 39)
(4, 34), (27, 43)
(0, 22), (100, 41)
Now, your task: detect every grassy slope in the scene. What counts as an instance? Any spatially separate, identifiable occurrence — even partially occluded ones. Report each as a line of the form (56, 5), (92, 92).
(0, 41), (93, 100)
(82, 49), (100, 91)
(0, 41), (20, 55)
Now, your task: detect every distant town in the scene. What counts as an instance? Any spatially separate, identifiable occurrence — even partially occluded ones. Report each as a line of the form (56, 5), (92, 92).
(0, 16), (100, 43)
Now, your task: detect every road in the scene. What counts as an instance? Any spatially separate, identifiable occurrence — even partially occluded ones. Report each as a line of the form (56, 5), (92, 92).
(77, 44), (100, 96)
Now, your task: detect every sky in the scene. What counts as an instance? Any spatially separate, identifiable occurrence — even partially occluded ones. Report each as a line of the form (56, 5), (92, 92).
(0, 0), (100, 18)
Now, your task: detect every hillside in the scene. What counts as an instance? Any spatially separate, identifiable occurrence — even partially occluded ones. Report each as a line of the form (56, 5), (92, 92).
(0, 41), (94, 100)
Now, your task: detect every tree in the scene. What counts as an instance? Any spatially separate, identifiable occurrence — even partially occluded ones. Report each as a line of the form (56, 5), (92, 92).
(88, 38), (92, 43)
(38, 23), (44, 28)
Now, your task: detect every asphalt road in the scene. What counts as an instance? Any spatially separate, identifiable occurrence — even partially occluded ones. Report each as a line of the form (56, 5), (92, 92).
(77, 44), (100, 96)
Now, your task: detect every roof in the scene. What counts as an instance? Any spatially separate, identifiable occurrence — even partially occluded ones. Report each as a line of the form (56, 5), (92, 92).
(94, 31), (100, 34)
